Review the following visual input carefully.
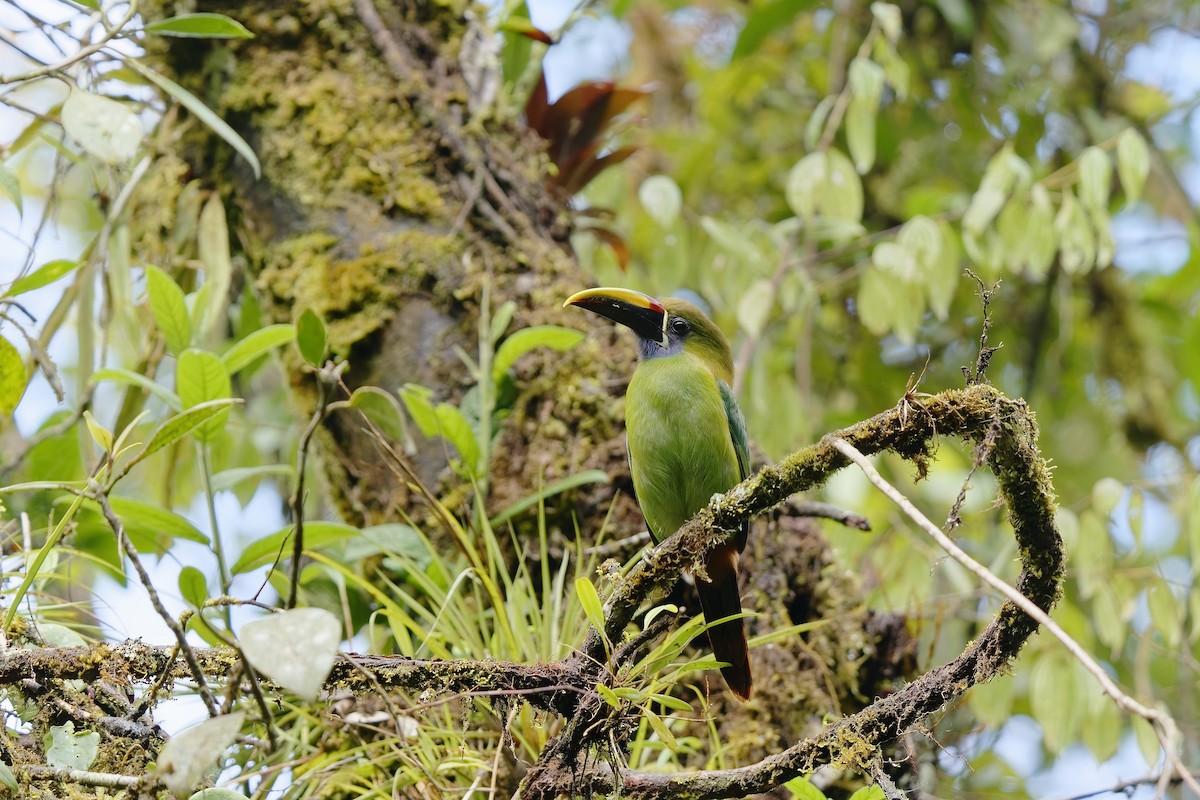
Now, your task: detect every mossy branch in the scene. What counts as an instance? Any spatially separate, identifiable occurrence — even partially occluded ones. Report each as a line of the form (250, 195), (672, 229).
(523, 383), (1063, 798)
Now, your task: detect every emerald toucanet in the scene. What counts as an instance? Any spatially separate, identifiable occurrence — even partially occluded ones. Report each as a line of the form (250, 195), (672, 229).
(565, 287), (753, 700)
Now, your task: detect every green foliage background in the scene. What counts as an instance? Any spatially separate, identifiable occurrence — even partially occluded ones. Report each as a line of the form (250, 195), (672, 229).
(0, 0), (1197, 796)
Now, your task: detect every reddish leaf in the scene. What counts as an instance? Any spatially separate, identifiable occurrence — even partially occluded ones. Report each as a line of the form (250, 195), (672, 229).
(500, 18), (555, 44)
(559, 145), (639, 194)
(524, 70), (550, 134)
(583, 226), (631, 272)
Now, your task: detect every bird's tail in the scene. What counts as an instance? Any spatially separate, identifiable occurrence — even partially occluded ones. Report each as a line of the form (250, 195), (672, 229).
(695, 542), (753, 700)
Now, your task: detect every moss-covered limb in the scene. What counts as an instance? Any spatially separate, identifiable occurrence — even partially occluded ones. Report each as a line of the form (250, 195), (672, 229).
(0, 643), (588, 717)
(530, 384), (1061, 799)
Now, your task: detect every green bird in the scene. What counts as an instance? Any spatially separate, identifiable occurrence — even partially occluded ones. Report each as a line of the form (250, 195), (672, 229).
(565, 287), (753, 700)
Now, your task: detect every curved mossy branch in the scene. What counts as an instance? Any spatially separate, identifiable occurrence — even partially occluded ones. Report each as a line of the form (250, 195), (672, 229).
(526, 384), (1062, 798)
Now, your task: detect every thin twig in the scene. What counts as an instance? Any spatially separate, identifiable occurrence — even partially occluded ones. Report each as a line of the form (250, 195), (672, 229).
(288, 370), (333, 609)
(961, 270), (1001, 386)
(830, 437), (1200, 797)
(23, 765), (145, 789)
(94, 491), (220, 717)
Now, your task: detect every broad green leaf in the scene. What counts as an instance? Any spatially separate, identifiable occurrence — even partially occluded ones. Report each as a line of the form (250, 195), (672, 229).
(0, 763), (15, 791)
(847, 58), (885, 108)
(62, 88), (142, 164)
(210, 464), (293, 493)
(1077, 146), (1112, 211)
(176, 349), (233, 441)
(0, 165), (21, 216)
(575, 577), (608, 645)
(1091, 477), (1125, 516)
(296, 308), (327, 366)
(1132, 715), (1160, 767)
(240, 608), (341, 700)
(786, 149), (863, 231)
(433, 403), (480, 474)
(133, 399), (240, 464)
(1081, 679), (1121, 762)
(156, 712), (244, 796)
(3, 259), (79, 298)
(145, 265), (191, 355)
(638, 174), (683, 227)
(595, 683), (621, 708)
(870, 2), (902, 41)
(643, 709), (680, 752)
(1022, 187), (1058, 279)
(1092, 582), (1126, 653)
(784, 776), (828, 800)
(45, 722), (100, 771)
(221, 324), (294, 374)
(489, 470), (610, 527)
(963, 186), (1006, 235)
(968, 674), (1014, 727)
(231, 520), (358, 574)
(83, 410), (113, 453)
(348, 386), (409, 444)
(179, 566), (209, 609)
(1116, 128), (1150, 204)
(492, 325), (585, 384)
(90, 367), (182, 410)
(648, 692), (693, 713)
(736, 277), (774, 338)
(145, 12), (254, 39)
(803, 95), (836, 151)
(197, 194), (233, 340)
(124, 59), (261, 178)
(847, 787), (885, 800)
(1029, 654), (1080, 753)
(1054, 191), (1095, 275)
(845, 98), (876, 174)
(105, 495), (209, 547)
(700, 216), (767, 268)
(1146, 579), (1181, 649)
(0, 336), (26, 414)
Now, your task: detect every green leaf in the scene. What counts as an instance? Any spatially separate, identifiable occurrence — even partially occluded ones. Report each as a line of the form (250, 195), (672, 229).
(1081, 679), (1121, 761)
(595, 683), (622, 708)
(785, 149), (863, 230)
(575, 577), (608, 647)
(1132, 715), (1160, 767)
(0, 165), (22, 217)
(62, 88), (142, 164)
(0, 336), (26, 415)
(0, 762), (16, 792)
(1077, 146), (1112, 211)
(3, 259), (79, 298)
(736, 277), (774, 338)
(83, 410), (113, 453)
(348, 386), (409, 445)
(45, 722), (100, 771)
(489, 301), (517, 344)
(231, 520), (358, 574)
(1054, 191), (1095, 275)
(106, 495), (209, 547)
(638, 174), (683, 227)
(240, 608), (341, 700)
(433, 403), (480, 474)
(197, 194), (233, 340)
(870, 2), (902, 41)
(847, 787), (885, 800)
(176, 350), (233, 441)
(845, 98), (876, 174)
(123, 59), (261, 179)
(90, 367), (183, 410)
(145, 265), (191, 355)
(295, 308), (328, 366)
(1116, 128), (1150, 204)
(179, 566), (209, 609)
(156, 712), (244, 797)
(221, 324), (294, 374)
(132, 399), (240, 464)
(784, 776), (828, 800)
(1146, 579), (1181, 649)
(803, 96), (836, 151)
(643, 708), (681, 752)
(492, 325), (585, 384)
(489, 470), (610, 527)
(145, 12), (254, 38)
(210, 464), (293, 493)
(968, 674), (1014, 726)
(1092, 582), (1127, 653)
(648, 692), (693, 713)
(848, 58), (885, 108)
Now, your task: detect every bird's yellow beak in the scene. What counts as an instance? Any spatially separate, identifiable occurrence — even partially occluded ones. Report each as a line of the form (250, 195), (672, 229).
(564, 287), (668, 347)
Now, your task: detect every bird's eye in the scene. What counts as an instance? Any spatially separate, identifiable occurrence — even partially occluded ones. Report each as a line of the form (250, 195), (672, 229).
(669, 317), (691, 336)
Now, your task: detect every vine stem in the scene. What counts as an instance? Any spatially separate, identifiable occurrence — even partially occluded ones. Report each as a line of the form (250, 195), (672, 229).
(830, 437), (1200, 796)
